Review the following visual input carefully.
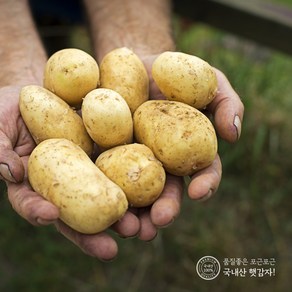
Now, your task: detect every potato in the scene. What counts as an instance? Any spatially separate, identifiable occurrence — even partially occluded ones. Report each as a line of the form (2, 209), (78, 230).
(100, 47), (149, 113)
(95, 143), (166, 207)
(152, 51), (218, 109)
(133, 100), (217, 176)
(43, 48), (100, 108)
(19, 85), (93, 156)
(28, 138), (128, 234)
(82, 88), (133, 149)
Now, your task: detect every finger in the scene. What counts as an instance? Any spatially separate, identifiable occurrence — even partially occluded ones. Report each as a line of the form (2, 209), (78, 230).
(150, 174), (183, 227)
(7, 180), (59, 226)
(138, 208), (157, 241)
(55, 220), (118, 261)
(187, 154), (222, 201)
(208, 68), (244, 143)
(0, 132), (24, 183)
(111, 210), (140, 238)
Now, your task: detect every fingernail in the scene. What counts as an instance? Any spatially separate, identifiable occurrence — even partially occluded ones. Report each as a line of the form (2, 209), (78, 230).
(0, 163), (17, 183)
(36, 217), (57, 225)
(197, 189), (213, 202)
(233, 115), (242, 140)
(119, 233), (139, 239)
(99, 256), (118, 263)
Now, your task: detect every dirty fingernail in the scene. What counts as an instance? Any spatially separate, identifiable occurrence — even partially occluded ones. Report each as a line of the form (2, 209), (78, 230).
(233, 115), (242, 140)
(0, 163), (17, 183)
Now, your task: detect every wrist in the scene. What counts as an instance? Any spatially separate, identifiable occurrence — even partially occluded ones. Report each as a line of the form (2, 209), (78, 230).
(0, 59), (46, 87)
(95, 29), (176, 64)
(0, 0), (47, 87)
(84, 0), (175, 63)
(129, 43), (176, 60)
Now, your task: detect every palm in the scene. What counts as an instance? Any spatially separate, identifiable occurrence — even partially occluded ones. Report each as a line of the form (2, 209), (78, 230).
(142, 55), (243, 143)
(141, 53), (243, 203)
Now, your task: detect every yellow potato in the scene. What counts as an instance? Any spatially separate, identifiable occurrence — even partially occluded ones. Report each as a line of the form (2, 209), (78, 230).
(96, 143), (166, 207)
(28, 138), (128, 234)
(100, 47), (149, 113)
(82, 88), (133, 149)
(43, 48), (100, 108)
(19, 85), (93, 156)
(152, 51), (218, 109)
(133, 100), (217, 176)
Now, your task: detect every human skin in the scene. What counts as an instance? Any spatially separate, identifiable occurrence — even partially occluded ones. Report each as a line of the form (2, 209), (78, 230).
(0, 0), (244, 260)
(84, 0), (243, 238)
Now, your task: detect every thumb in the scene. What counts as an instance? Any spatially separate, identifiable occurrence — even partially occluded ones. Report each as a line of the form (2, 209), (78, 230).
(208, 68), (244, 143)
(0, 132), (25, 183)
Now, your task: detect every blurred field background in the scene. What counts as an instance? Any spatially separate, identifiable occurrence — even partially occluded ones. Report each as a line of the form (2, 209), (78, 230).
(0, 0), (292, 291)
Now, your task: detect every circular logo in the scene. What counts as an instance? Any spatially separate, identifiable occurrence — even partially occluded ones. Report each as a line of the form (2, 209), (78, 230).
(196, 256), (221, 280)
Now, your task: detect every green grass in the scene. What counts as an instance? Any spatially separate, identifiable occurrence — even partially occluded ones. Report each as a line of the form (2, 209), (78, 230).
(1, 19), (292, 292)
(275, 0), (292, 6)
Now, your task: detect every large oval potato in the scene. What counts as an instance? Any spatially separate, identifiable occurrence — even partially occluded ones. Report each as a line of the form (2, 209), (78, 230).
(100, 47), (149, 113)
(95, 143), (166, 207)
(82, 88), (133, 149)
(43, 48), (100, 108)
(19, 85), (93, 156)
(152, 51), (218, 109)
(28, 138), (128, 234)
(133, 100), (217, 176)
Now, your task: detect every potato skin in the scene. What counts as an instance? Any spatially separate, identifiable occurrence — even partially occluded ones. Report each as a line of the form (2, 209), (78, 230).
(43, 48), (100, 108)
(28, 138), (128, 234)
(133, 100), (217, 176)
(19, 85), (93, 156)
(95, 143), (166, 207)
(100, 47), (149, 113)
(152, 51), (218, 109)
(82, 88), (133, 149)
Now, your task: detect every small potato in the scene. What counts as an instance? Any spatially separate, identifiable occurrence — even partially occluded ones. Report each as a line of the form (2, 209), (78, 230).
(96, 143), (166, 207)
(82, 88), (133, 149)
(28, 138), (128, 234)
(133, 100), (217, 176)
(100, 47), (149, 113)
(43, 48), (100, 108)
(19, 85), (93, 156)
(152, 51), (218, 109)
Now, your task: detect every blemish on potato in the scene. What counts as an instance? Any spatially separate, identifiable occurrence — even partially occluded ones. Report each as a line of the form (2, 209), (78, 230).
(133, 100), (217, 176)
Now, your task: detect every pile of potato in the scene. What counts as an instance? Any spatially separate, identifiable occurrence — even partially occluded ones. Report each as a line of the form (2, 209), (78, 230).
(19, 47), (218, 234)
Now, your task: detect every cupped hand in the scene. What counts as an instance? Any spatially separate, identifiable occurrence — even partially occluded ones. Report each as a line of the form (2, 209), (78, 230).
(0, 84), (140, 260)
(0, 86), (59, 222)
(129, 53), (244, 241)
(0, 51), (244, 257)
